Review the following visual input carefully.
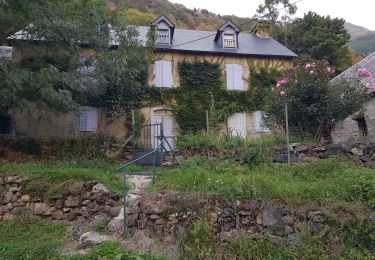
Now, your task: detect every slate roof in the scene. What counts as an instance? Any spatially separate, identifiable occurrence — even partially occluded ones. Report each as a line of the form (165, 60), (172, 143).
(331, 52), (375, 93)
(135, 26), (296, 58)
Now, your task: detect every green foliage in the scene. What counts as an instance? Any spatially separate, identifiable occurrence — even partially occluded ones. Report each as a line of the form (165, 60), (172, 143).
(84, 241), (163, 260)
(264, 58), (367, 140)
(257, 0), (297, 23)
(284, 12), (352, 71)
(153, 156), (375, 209)
(179, 219), (216, 259)
(349, 31), (375, 56)
(0, 218), (66, 259)
(0, 159), (125, 194)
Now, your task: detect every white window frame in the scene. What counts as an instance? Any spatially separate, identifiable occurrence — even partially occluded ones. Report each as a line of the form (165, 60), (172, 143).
(79, 106), (99, 132)
(154, 60), (173, 88)
(225, 64), (244, 90)
(157, 28), (170, 45)
(253, 111), (270, 133)
(223, 33), (236, 48)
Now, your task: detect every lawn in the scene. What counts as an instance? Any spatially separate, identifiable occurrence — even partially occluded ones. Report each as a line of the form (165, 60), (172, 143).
(151, 156), (375, 209)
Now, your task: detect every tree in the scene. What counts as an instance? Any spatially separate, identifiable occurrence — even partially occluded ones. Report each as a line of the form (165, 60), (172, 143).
(256, 0), (297, 23)
(284, 12), (351, 72)
(0, 0), (153, 124)
(265, 57), (368, 142)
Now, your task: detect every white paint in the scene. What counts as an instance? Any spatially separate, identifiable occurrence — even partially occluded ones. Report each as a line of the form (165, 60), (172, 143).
(151, 109), (176, 151)
(225, 64), (244, 90)
(154, 60), (173, 88)
(228, 113), (247, 138)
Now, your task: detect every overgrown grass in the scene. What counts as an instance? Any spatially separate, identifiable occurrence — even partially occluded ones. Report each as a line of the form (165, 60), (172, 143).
(0, 159), (141, 194)
(152, 156), (375, 209)
(0, 218), (67, 259)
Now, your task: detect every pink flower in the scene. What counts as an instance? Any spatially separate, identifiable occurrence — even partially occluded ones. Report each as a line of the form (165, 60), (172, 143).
(310, 70), (314, 75)
(294, 80), (298, 84)
(271, 87), (275, 92)
(305, 63), (312, 69)
(365, 82), (372, 88)
(330, 69), (336, 75)
(327, 67), (331, 73)
(358, 68), (372, 77)
(276, 83), (281, 87)
(280, 91), (287, 97)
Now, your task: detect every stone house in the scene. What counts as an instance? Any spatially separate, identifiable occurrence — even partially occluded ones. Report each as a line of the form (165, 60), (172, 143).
(331, 52), (375, 144)
(5, 15), (296, 148)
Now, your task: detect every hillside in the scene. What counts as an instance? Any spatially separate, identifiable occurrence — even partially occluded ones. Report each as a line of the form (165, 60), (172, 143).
(117, 0), (257, 31)
(345, 22), (375, 56)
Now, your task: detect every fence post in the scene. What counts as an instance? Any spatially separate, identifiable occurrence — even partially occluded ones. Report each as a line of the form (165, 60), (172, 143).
(206, 110), (209, 133)
(285, 102), (291, 165)
(131, 110), (135, 138)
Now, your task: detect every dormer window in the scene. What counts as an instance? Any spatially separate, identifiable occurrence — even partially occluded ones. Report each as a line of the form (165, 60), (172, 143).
(152, 15), (175, 46)
(223, 33), (236, 48)
(214, 20), (241, 50)
(157, 29), (170, 45)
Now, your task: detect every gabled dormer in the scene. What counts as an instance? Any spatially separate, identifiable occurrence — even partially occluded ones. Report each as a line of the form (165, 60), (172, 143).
(151, 15), (175, 45)
(214, 21), (241, 49)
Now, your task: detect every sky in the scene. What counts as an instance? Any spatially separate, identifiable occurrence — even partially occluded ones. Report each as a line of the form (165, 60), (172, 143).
(169, 0), (375, 30)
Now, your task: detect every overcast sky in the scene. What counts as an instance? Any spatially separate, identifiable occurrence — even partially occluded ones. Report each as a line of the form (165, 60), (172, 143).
(169, 0), (375, 30)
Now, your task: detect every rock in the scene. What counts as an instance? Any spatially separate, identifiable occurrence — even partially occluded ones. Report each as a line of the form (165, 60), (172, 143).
(256, 214), (263, 225)
(12, 200), (25, 207)
(360, 155), (371, 163)
(79, 232), (113, 247)
(92, 183), (110, 194)
(51, 210), (64, 220)
(65, 196), (80, 208)
(109, 207), (121, 218)
(262, 207), (282, 227)
(66, 211), (77, 221)
(149, 214), (161, 220)
(9, 186), (21, 193)
(219, 230), (239, 242)
(55, 199), (64, 209)
(31, 202), (51, 216)
(287, 234), (300, 247)
(87, 202), (99, 214)
(295, 144), (310, 153)
(139, 193), (168, 215)
(21, 195), (31, 203)
(243, 199), (258, 211)
(81, 200), (90, 206)
(108, 219), (123, 232)
(4, 176), (22, 184)
(2, 213), (14, 221)
(239, 211), (251, 216)
(81, 191), (91, 200)
(208, 211), (219, 224)
(155, 218), (165, 225)
(282, 215), (295, 226)
(351, 147), (364, 156)
(3, 192), (16, 203)
(222, 208), (235, 218)
(307, 211), (325, 223)
(11, 207), (25, 216)
(0, 206), (8, 214)
(273, 153), (297, 163)
(63, 207), (71, 213)
(325, 144), (343, 156)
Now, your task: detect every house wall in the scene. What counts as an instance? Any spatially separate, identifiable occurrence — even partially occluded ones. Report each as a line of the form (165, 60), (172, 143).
(12, 109), (128, 138)
(331, 97), (375, 144)
(147, 52), (293, 90)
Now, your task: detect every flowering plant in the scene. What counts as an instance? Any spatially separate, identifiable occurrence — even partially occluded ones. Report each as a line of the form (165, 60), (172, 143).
(265, 57), (368, 141)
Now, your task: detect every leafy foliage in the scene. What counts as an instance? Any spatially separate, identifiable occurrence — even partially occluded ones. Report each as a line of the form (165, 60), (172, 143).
(264, 58), (367, 140)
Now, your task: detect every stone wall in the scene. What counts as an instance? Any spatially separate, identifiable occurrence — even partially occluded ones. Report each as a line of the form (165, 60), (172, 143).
(332, 97), (375, 144)
(273, 142), (375, 167)
(0, 176), (120, 222)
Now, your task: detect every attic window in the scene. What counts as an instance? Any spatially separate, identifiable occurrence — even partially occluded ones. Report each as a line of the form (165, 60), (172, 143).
(223, 33), (236, 48)
(157, 29), (170, 45)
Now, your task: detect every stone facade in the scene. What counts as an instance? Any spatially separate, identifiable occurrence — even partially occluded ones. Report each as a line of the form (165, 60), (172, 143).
(332, 97), (375, 144)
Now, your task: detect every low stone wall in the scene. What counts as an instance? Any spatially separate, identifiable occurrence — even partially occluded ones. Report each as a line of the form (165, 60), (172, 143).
(273, 143), (375, 166)
(0, 175), (120, 222)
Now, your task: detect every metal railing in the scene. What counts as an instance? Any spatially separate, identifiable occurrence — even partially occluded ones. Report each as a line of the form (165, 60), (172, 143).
(224, 39), (236, 48)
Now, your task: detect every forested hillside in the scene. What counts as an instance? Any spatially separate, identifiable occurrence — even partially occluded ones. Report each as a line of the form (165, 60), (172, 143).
(345, 23), (375, 56)
(116, 0), (257, 31)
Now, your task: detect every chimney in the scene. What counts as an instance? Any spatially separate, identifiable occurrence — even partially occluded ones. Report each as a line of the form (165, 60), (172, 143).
(253, 20), (271, 38)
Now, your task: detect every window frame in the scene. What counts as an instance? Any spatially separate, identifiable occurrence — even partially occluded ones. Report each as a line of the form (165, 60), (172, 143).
(225, 64), (244, 90)
(157, 28), (170, 45)
(154, 60), (173, 88)
(78, 106), (99, 133)
(223, 33), (236, 49)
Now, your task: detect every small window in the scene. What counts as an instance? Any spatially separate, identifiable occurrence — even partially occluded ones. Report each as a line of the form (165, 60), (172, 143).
(228, 113), (247, 138)
(253, 111), (270, 133)
(226, 64), (244, 90)
(157, 29), (170, 45)
(79, 106), (99, 132)
(355, 116), (368, 137)
(154, 60), (173, 88)
(223, 33), (236, 48)
(78, 56), (97, 85)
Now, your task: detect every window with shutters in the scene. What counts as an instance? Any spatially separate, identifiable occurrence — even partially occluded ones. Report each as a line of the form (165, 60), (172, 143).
(157, 29), (170, 45)
(228, 113), (247, 138)
(154, 60), (173, 88)
(253, 111), (270, 133)
(223, 33), (236, 48)
(225, 64), (244, 90)
(79, 106), (99, 132)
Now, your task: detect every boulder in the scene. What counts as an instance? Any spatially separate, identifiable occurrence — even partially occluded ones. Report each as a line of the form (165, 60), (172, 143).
(51, 210), (65, 220)
(262, 207), (282, 227)
(92, 183), (110, 194)
(66, 211), (78, 221)
(295, 144), (310, 153)
(4, 176), (22, 184)
(65, 196), (80, 207)
(31, 202), (51, 216)
(139, 193), (168, 215)
(79, 232), (113, 247)
(9, 186), (21, 193)
(21, 195), (31, 203)
(273, 153), (297, 163)
(109, 207), (121, 218)
(351, 147), (364, 156)
(243, 199), (258, 211)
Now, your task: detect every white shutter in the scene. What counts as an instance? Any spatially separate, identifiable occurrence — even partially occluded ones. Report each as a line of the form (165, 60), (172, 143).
(154, 60), (163, 87)
(228, 113), (247, 138)
(79, 106), (98, 132)
(163, 60), (173, 88)
(226, 64), (235, 90)
(253, 111), (270, 133)
(234, 64), (244, 90)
